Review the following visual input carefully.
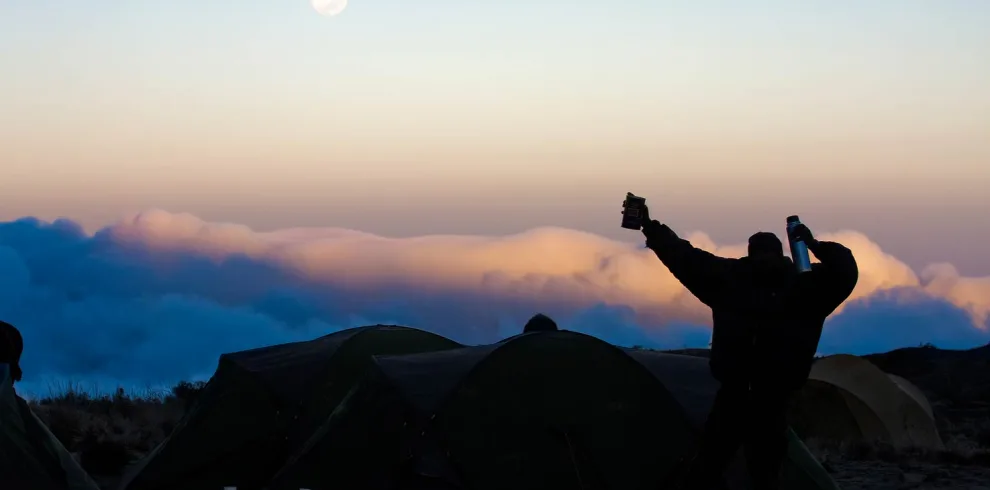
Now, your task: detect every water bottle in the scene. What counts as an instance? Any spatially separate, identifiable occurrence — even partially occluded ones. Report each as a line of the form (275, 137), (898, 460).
(621, 192), (647, 230)
(786, 215), (812, 273)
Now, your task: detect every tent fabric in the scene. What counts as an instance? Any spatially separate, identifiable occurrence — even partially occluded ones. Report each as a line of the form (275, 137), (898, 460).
(1, 364), (101, 490)
(373, 342), (501, 415)
(269, 331), (701, 490)
(788, 379), (889, 443)
(801, 354), (942, 449)
(118, 325), (462, 490)
(887, 374), (935, 420)
(418, 333), (699, 490)
(269, 333), (839, 490)
(266, 365), (453, 490)
(624, 349), (839, 490)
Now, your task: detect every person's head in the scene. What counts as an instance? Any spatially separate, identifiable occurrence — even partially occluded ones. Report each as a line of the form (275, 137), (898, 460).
(747, 232), (786, 266)
(523, 313), (558, 333)
(0, 320), (23, 382)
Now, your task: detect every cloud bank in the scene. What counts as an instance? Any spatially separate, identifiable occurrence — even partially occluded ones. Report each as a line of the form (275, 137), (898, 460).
(1, 210), (987, 395)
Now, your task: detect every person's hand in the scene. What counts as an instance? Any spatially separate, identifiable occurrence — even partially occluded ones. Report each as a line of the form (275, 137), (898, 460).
(621, 199), (662, 238)
(639, 205), (664, 237)
(788, 223), (818, 247)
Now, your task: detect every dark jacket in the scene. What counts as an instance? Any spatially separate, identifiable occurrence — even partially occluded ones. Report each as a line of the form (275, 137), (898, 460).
(644, 224), (858, 390)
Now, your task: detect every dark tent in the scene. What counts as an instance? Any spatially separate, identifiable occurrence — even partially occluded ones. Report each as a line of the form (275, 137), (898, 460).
(267, 330), (703, 490)
(268, 333), (839, 490)
(118, 325), (462, 490)
(1, 364), (101, 490)
(624, 349), (839, 490)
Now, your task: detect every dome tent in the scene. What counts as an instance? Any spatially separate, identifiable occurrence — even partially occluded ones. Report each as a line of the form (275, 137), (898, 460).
(268, 331), (839, 490)
(118, 325), (462, 490)
(1, 364), (101, 490)
(787, 354), (941, 449)
(887, 374), (934, 420)
(624, 349), (838, 490)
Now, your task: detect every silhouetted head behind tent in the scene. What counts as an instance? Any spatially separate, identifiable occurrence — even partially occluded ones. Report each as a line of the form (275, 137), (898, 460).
(0, 320), (23, 382)
(522, 313), (558, 333)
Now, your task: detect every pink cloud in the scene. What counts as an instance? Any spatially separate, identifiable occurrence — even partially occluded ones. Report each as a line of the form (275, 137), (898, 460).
(1, 209), (987, 394)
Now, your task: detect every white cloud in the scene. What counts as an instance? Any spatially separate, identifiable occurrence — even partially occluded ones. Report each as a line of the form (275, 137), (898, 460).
(104, 210), (989, 329)
(3, 209), (988, 391)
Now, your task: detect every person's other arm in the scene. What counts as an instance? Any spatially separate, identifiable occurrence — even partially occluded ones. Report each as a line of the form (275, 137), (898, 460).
(639, 206), (734, 308)
(790, 224), (859, 314)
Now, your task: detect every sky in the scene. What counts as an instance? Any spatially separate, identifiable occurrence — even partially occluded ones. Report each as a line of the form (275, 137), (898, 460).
(0, 1), (987, 393)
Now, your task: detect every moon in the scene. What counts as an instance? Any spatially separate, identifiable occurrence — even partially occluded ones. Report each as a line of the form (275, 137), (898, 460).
(312, 0), (347, 16)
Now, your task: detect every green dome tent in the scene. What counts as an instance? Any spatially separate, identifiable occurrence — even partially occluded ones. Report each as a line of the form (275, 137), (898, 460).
(787, 354), (941, 449)
(1, 364), (101, 490)
(268, 331), (839, 490)
(118, 325), (462, 490)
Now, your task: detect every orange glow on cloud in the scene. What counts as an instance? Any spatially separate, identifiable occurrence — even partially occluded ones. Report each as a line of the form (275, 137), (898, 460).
(104, 209), (990, 330)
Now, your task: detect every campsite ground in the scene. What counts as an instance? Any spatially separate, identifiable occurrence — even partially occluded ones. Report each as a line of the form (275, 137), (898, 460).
(804, 433), (990, 490)
(26, 344), (990, 490)
(817, 343), (990, 490)
(824, 460), (990, 490)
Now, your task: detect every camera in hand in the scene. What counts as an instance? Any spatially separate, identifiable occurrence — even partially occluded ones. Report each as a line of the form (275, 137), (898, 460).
(621, 193), (647, 230)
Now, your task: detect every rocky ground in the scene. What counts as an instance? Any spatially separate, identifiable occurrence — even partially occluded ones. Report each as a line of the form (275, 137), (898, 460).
(817, 343), (990, 489)
(826, 460), (990, 490)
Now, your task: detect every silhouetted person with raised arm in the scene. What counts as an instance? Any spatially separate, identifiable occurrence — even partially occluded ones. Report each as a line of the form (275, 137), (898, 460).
(1, 320), (24, 383)
(638, 206), (858, 490)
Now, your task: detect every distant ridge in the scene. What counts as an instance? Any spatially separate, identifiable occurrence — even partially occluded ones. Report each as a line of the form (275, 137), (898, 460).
(660, 348), (711, 358)
(653, 343), (989, 404)
(863, 342), (990, 408)
(656, 343), (989, 437)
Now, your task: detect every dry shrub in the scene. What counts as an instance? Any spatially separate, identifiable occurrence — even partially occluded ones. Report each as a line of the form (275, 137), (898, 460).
(28, 381), (205, 477)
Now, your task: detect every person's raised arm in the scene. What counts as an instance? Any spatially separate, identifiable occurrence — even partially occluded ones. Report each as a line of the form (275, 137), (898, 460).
(788, 223), (859, 314)
(638, 205), (734, 308)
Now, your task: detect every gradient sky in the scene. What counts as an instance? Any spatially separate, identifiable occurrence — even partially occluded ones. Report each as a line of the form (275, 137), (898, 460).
(1, 1), (988, 273)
